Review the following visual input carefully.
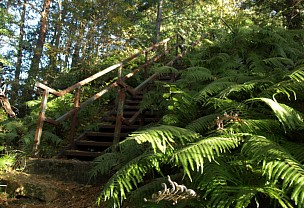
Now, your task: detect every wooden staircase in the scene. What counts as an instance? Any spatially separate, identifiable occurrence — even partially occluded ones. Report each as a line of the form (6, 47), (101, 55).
(64, 92), (160, 160)
(33, 33), (204, 161)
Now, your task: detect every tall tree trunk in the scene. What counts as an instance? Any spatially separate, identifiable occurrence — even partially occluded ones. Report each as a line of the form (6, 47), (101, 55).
(12, 0), (27, 103)
(70, 22), (84, 71)
(25, 0), (51, 99)
(49, 0), (67, 73)
(155, 0), (163, 43)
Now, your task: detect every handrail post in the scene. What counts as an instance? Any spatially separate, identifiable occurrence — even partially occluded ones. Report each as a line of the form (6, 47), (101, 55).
(113, 65), (125, 145)
(144, 51), (148, 79)
(33, 89), (49, 155)
(163, 41), (168, 62)
(176, 33), (179, 57)
(69, 87), (80, 148)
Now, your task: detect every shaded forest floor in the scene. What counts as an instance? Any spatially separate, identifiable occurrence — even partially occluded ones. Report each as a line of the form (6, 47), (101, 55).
(0, 172), (101, 208)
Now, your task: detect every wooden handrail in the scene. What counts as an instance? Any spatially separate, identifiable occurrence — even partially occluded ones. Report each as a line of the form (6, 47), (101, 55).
(35, 36), (174, 97)
(33, 33), (203, 153)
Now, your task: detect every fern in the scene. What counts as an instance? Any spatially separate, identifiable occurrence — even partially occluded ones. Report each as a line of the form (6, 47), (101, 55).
(195, 81), (236, 102)
(287, 65), (304, 82)
(179, 67), (214, 83)
(263, 57), (294, 69)
(242, 135), (304, 207)
(172, 133), (245, 178)
(127, 125), (201, 153)
(248, 98), (304, 131)
(186, 114), (218, 133)
(97, 152), (166, 207)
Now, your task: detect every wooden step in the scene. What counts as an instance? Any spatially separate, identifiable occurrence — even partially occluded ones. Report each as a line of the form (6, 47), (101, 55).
(100, 125), (140, 132)
(64, 150), (102, 158)
(77, 132), (129, 141)
(75, 140), (113, 147)
(124, 105), (140, 110)
(131, 95), (143, 100)
(125, 99), (141, 105)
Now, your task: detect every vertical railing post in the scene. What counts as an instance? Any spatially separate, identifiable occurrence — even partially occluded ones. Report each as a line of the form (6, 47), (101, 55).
(163, 41), (168, 62)
(33, 89), (49, 155)
(69, 87), (80, 148)
(176, 33), (179, 57)
(113, 65), (125, 145)
(144, 51), (148, 79)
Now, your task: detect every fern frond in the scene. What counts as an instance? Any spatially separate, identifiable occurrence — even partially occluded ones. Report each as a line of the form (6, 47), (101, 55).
(207, 52), (230, 64)
(41, 131), (62, 146)
(234, 119), (282, 135)
(179, 66), (214, 82)
(263, 57), (294, 69)
(246, 53), (266, 73)
(126, 125), (201, 153)
(288, 65), (304, 82)
(248, 98), (304, 131)
(219, 79), (272, 98)
(186, 114), (218, 133)
(195, 81), (236, 102)
(242, 136), (304, 207)
(91, 152), (123, 177)
(205, 98), (248, 114)
(280, 141), (304, 163)
(172, 133), (244, 178)
(98, 152), (165, 208)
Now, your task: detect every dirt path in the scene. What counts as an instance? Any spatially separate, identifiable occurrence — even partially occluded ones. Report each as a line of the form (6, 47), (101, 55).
(0, 172), (101, 208)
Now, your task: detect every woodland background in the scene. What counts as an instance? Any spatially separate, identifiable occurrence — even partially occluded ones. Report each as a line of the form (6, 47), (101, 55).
(1, 0), (304, 207)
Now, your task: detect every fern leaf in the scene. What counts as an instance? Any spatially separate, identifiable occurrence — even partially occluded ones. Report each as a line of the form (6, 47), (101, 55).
(235, 119), (282, 135)
(263, 57), (294, 69)
(98, 152), (165, 208)
(288, 66), (304, 82)
(195, 81), (235, 102)
(242, 135), (304, 207)
(186, 114), (218, 133)
(127, 125), (201, 153)
(173, 134), (244, 178)
(248, 98), (304, 131)
(219, 79), (272, 98)
(91, 152), (123, 177)
(180, 66), (214, 82)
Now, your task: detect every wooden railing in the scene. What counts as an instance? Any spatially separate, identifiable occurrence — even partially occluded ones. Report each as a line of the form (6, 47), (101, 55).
(33, 33), (204, 153)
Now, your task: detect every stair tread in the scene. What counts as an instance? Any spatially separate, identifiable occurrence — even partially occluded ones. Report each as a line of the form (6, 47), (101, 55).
(64, 150), (102, 158)
(75, 140), (113, 147)
(85, 132), (129, 137)
(101, 125), (141, 130)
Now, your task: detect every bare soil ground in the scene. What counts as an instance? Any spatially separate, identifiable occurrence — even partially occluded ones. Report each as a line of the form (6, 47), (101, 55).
(0, 172), (101, 208)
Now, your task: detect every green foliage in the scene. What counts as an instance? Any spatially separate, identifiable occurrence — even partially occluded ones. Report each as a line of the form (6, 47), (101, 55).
(92, 24), (304, 208)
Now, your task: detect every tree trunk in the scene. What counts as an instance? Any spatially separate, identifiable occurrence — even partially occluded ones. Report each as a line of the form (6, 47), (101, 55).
(155, 0), (163, 43)
(49, 0), (67, 72)
(25, 0), (51, 99)
(12, 0), (27, 103)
